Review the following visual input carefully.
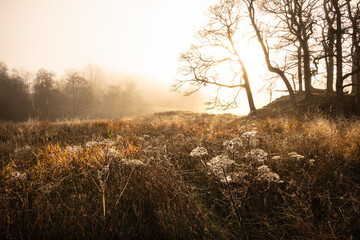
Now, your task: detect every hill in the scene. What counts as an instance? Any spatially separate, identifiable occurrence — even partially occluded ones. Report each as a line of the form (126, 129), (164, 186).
(251, 91), (359, 117)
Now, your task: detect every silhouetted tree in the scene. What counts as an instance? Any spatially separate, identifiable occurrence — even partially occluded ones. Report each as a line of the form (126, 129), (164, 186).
(0, 63), (32, 121)
(175, 0), (256, 113)
(33, 69), (57, 120)
(260, 0), (319, 100)
(244, 0), (297, 108)
(64, 71), (90, 118)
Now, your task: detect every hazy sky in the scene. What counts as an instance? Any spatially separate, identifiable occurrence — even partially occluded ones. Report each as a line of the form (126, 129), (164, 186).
(0, 0), (215, 80)
(0, 0), (271, 114)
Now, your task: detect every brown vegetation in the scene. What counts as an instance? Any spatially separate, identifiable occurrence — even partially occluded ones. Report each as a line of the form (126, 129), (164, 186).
(1, 111), (360, 239)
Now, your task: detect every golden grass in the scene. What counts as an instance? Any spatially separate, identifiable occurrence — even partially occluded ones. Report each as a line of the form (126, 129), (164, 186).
(1, 112), (360, 239)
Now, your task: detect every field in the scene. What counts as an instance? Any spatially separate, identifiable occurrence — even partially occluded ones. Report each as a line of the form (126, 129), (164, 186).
(1, 111), (360, 239)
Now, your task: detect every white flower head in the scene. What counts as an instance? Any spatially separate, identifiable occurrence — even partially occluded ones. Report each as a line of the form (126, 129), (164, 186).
(223, 138), (241, 150)
(257, 164), (282, 183)
(207, 154), (236, 177)
(241, 131), (259, 147)
(11, 171), (26, 180)
(190, 147), (208, 157)
(288, 152), (305, 160)
(66, 145), (82, 154)
(101, 139), (115, 146)
(245, 149), (268, 163)
(86, 141), (99, 148)
(120, 159), (144, 166)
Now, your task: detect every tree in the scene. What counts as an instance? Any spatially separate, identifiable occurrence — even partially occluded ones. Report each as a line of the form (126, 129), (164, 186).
(175, 0), (256, 113)
(33, 69), (56, 120)
(64, 71), (90, 118)
(321, 0), (336, 93)
(0, 63), (32, 121)
(244, 0), (297, 108)
(260, 0), (319, 100)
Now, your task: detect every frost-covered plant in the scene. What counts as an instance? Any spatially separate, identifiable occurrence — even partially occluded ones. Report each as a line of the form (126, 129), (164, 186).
(207, 154), (236, 182)
(120, 159), (144, 166)
(190, 147), (208, 157)
(245, 149), (268, 163)
(11, 171), (26, 180)
(66, 145), (82, 154)
(241, 131), (259, 148)
(288, 152), (304, 160)
(223, 138), (242, 151)
(257, 165), (282, 183)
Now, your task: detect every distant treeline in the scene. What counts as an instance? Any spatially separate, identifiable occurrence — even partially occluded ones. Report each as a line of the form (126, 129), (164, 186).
(0, 62), (146, 121)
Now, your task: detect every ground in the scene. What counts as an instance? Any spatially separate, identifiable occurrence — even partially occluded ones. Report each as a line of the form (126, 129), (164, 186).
(1, 105), (360, 239)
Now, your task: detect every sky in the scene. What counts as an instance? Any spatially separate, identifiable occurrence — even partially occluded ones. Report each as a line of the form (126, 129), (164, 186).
(0, 0), (272, 115)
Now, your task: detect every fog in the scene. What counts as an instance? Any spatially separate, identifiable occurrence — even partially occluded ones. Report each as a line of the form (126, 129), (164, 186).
(0, 62), (206, 121)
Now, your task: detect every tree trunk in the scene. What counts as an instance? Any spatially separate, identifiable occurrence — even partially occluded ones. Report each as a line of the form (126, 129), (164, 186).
(246, 1), (297, 108)
(327, 39), (334, 93)
(298, 46), (303, 92)
(332, 0), (343, 99)
(241, 64), (256, 113)
(302, 41), (312, 100)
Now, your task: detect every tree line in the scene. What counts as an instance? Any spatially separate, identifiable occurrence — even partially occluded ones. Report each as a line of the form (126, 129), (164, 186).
(175, 0), (360, 113)
(0, 62), (146, 121)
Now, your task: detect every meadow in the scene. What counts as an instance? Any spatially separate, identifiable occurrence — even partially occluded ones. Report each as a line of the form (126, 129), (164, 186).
(1, 111), (360, 239)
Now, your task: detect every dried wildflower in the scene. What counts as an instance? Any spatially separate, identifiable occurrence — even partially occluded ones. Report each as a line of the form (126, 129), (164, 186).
(120, 159), (144, 166)
(101, 139), (115, 146)
(242, 131), (257, 138)
(86, 141), (99, 148)
(207, 154), (236, 177)
(245, 149), (268, 163)
(272, 156), (281, 160)
(223, 138), (241, 150)
(100, 148), (120, 159)
(11, 171), (26, 180)
(190, 147), (208, 157)
(98, 164), (110, 190)
(241, 131), (259, 147)
(288, 152), (305, 160)
(257, 164), (282, 183)
(309, 159), (315, 166)
(66, 145), (82, 154)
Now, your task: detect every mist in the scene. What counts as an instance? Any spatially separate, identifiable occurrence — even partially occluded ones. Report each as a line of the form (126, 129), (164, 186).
(0, 62), (205, 121)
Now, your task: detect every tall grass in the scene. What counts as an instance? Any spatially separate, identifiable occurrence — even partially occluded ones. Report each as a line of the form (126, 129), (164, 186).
(1, 112), (360, 239)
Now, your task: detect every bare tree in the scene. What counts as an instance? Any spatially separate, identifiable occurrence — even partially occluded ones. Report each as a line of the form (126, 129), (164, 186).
(64, 71), (89, 118)
(244, 0), (297, 108)
(33, 69), (56, 120)
(175, 0), (256, 113)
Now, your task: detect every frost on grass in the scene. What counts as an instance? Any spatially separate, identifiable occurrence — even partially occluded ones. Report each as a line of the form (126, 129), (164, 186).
(66, 145), (82, 154)
(241, 131), (259, 148)
(242, 131), (257, 138)
(120, 159), (144, 166)
(245, 149), (268, 163)
(11, 171), (26, 180)
(207, 154), (236, 182)
(223, 138), (242, 151)
(257, 165), (283, 183)
(86, 139), (115, 148)
(309, 159), (315, 166)
(288, 152), (305, 160)
(100, 148), (121, 159)
(86, 141), (99, 148)
(190, 147), (208, 157)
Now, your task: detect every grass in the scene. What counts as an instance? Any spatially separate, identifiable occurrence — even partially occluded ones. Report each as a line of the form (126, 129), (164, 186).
(1, 111), (360, 239)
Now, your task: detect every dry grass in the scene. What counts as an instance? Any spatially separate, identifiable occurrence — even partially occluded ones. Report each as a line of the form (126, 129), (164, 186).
(1, 111), (360, 239)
